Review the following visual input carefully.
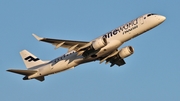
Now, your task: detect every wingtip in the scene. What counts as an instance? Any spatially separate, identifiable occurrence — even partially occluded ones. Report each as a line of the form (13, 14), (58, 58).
(32, 33), (43, 41)
(6, 69), (10, 72)
(6, 69), (14, 72)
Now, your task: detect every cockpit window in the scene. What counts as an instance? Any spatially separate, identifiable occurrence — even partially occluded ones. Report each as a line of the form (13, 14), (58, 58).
(147, 13), (156, 17)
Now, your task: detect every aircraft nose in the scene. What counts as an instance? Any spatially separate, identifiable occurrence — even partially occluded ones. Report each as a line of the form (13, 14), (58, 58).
(158, 15), (166, 22)
(161, 15), (166, 21)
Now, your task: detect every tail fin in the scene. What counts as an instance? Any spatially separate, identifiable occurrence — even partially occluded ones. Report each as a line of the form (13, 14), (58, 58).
(20, 50), (45, 68)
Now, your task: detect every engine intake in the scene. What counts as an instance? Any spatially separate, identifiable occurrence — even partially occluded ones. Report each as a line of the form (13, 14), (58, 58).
(119, 46), (134, 58)
(91, 37), (107, 50)
(82, 37), (107, 57)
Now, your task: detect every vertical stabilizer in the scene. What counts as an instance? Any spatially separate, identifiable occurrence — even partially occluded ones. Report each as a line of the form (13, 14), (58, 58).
(20, 50), (45, 68)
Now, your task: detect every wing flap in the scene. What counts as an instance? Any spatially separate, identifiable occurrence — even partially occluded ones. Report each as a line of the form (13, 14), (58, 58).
(7, 69), (37, 76)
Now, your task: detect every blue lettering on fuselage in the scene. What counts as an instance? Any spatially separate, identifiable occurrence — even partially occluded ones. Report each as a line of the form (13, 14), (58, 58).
(51, 51), (75, 66)
(123, 25), (138, 34)
(103, 18), (138, 39)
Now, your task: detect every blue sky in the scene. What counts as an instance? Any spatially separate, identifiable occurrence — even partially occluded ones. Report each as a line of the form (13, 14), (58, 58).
(1, 0), (180, 101)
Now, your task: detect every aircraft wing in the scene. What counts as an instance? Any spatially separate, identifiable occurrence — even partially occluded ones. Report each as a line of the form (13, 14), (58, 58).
(100, 50), (126, 67)
(32, 34), (89, 51)
(7, 69), (37, 76)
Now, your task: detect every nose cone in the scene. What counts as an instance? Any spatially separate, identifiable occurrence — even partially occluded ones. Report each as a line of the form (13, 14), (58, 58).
(158, 15), (166, 22)
(160, 15), (166, 21)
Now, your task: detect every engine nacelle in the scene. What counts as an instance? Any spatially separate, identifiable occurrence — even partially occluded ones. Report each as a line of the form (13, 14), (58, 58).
(91, 37), (107, 50)
(119, 46), (134, 58)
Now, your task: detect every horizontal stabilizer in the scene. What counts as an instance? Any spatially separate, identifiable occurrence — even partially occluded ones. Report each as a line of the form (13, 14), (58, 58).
(7, 69), (37, 76)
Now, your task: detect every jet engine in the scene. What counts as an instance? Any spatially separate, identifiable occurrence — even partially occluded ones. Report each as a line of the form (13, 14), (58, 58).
(90, 37), (107, 50)
(118, 46), (134, 58)
(81, 37), (107, 57)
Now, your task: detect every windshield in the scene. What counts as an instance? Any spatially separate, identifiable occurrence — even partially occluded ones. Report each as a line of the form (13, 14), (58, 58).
(147, 13), (156, 17)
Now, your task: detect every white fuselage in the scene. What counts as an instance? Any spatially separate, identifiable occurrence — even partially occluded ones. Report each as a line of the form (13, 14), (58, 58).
(28, 13), (166, 79)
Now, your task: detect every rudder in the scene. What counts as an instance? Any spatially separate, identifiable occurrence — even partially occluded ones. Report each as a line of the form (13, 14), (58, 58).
(20, 50), (45, 68)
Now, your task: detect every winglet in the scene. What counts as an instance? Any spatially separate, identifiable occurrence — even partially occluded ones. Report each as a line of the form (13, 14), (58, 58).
(32, 33), (43, 41)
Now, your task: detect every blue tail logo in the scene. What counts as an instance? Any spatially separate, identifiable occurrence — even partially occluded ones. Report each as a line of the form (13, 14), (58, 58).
(25, 56), (40, 62)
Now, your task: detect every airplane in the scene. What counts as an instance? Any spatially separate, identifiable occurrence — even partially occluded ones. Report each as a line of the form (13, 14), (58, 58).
(7, 13), (166, 81)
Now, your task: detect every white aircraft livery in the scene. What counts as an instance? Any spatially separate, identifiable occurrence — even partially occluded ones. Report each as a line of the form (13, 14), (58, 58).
(7, 13), (166, 81)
